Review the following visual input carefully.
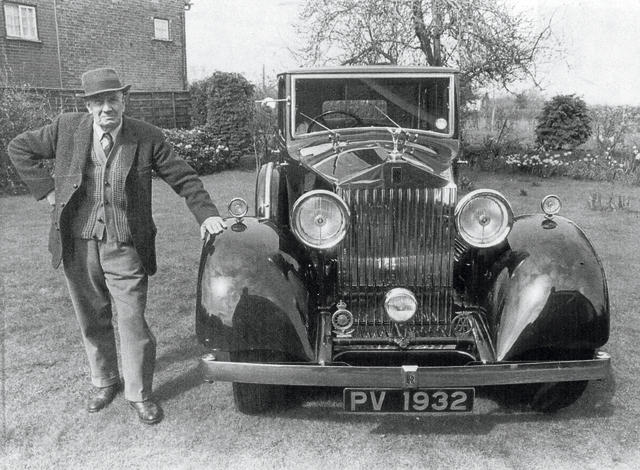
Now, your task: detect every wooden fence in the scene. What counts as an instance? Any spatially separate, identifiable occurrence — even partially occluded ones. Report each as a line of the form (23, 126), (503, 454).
(12, 88), (192, 129)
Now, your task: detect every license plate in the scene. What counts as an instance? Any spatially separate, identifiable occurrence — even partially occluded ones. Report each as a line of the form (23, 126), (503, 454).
(343, 388), (474, 413)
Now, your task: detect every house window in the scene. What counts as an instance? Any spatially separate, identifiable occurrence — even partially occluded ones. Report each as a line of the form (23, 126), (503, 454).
(4, 2), (38, 40)
(153, 18), (170, 41)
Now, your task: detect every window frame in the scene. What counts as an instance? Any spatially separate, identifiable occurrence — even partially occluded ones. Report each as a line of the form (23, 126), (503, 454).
(153, 17), (171, 41)
(3, 2), (39, 41)
(290, 73), (456, 139)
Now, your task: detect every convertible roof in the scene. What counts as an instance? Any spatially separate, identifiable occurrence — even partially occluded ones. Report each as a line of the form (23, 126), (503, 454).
(281, 65), (459, 75)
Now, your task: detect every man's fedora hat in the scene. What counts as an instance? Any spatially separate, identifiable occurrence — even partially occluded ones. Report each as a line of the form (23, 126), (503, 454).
(80, 68), (131, 98)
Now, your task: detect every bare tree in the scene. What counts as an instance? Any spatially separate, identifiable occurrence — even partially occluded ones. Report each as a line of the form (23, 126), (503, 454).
(295, 0), (552, 95)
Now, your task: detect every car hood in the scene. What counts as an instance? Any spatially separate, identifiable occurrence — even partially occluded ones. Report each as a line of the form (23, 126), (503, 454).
(287, 129), (459, 189)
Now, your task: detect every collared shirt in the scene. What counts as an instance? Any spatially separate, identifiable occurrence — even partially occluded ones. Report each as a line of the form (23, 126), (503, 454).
(92, 120), (122, 148)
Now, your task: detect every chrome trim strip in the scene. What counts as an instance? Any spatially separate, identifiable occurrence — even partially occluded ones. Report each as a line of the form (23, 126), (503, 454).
(200, 351), (610, 387)
(263, 161), (273, 219)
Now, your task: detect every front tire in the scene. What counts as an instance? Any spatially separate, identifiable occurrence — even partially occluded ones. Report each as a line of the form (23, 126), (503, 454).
(493, 349), (594, 413)
(529, 380), (589, 413)
(231, 350), (291, 415)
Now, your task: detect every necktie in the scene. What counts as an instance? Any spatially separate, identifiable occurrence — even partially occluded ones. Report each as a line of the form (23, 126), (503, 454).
(101, 132), (113, 155)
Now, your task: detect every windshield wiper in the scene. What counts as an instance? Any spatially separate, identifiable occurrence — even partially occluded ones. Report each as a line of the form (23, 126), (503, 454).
(299, 111), (346, 160)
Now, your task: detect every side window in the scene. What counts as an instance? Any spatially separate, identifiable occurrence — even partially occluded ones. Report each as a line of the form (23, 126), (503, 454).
(153, 18), (170, 41)
(3, 2), (38, 40)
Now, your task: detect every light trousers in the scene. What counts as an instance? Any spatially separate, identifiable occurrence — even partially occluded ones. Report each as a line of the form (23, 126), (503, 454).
(62, 236), (155, 402)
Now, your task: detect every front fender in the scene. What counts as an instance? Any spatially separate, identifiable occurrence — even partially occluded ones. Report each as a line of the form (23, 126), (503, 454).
(196, 218), (314, 361)
(488, 215), (609, 361)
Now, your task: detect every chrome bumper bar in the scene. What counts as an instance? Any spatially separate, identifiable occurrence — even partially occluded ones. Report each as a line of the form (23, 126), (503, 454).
(200, 351), (610, 388)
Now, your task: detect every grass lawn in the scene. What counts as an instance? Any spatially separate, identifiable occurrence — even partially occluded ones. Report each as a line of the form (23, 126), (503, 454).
(1, 164), (639, 469)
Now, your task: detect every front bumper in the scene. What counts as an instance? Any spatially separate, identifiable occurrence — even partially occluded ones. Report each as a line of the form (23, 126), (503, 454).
(200, 351), (610, 388)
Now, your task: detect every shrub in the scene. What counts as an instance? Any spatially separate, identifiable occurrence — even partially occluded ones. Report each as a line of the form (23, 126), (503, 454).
(535, 94), (591, 150)
(0, 86), (54, 195)
(189, 72), (255, 161)
(189, 80), (208, 127)
(163, 127), (238, 175)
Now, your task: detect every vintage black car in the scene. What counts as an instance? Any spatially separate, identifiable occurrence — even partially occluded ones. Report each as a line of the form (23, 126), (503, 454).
(196, 66), (610, 415)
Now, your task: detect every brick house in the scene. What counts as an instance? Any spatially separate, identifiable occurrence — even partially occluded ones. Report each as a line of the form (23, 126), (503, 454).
(0, 0), (190, 91)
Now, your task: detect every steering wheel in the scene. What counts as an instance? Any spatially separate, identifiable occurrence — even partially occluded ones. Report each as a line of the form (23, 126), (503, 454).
(308, 110), (363, 132)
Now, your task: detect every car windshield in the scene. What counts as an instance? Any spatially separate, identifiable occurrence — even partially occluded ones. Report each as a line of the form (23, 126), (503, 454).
(292, 74), (453, 136)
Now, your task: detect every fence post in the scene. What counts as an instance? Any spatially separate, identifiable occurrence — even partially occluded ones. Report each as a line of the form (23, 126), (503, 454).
(171, 92), (177, 129)
(151, 92), (157, 125)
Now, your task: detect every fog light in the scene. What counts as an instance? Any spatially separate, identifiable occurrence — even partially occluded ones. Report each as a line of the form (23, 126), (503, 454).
(541, 194), (561, 216)
(384, 288), (417, 323)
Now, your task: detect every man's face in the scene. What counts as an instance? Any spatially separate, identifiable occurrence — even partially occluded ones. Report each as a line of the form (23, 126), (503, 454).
(86, 91), (125, 132)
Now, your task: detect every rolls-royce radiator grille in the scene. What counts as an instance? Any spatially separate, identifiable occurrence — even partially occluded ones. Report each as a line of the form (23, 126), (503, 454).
(337, 187), (457, 338)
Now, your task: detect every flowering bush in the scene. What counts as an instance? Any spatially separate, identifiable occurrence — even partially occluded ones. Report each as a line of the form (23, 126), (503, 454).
(503, 151), (572, 178)
(163, 127), (239, 175)
(589, 105), (640, 154)
(481, 146), (640, 185)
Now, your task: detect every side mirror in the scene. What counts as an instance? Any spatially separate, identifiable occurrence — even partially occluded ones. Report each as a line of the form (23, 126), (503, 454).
(257, 97), (277, 111)
(255, 96), (290, 110)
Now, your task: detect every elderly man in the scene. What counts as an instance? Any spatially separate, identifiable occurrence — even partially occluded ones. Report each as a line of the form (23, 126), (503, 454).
(8, 68), (226, 425)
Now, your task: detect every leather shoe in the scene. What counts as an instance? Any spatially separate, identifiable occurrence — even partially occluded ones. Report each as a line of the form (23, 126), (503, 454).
(129, 399), (163, 425)
(86, 383), (120, 413)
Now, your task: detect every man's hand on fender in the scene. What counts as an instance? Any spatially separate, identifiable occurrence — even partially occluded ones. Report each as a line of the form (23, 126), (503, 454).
(200, 216), (227, 239)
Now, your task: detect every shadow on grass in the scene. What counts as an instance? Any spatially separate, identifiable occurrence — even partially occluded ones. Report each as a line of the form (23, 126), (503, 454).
(269, 374), (617, 436)
(155, 337), (202, 369)
(153, 336), (207, 401)
(154, 366), (204, 402)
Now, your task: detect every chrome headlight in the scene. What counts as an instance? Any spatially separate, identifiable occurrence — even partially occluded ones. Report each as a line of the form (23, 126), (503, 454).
(455, 189), (513, 248)
(291, 190), (350, 249)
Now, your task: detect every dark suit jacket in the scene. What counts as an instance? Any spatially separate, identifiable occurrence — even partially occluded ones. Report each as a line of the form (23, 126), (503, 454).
(8, 113), (219, 275)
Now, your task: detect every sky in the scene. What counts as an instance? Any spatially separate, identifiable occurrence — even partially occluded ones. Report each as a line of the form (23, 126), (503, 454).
(185, 0), (640, 105)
